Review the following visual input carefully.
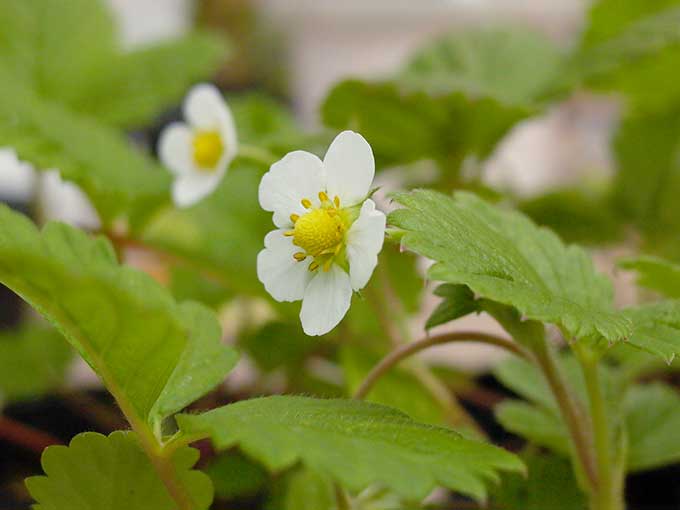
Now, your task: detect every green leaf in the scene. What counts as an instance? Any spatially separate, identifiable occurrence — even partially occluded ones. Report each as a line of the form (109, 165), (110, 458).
(495, 401), (569, 456)
(321, 80), (527, 173)
(574, 0), (680, 113)
(0, 205), (237, 426)
(142, 163), (270, 296)
(620, 256), (680, 299)
(267, 468), (336, 510)
(390, 190), (630, 342)
(0, 323), (71, 403)
(401, 28), (564, 106)
(0, 0), (116, 101)
(491, 451), (587, 510)
(25, 431), (212, 510)
(80, 32), (229, 128)
(0, 80), (171, 229)
(340, 345), (448, 426)
(0, 0), (227, 127)
(623, 301), (680, 363)
(426, 283), (477, 330)
(205, 451), (268, 500)
(176, 396), (523, 502)
(240, 321), (319, 373)
(611, 110), (680, 245)
(625, 383), (680, 471)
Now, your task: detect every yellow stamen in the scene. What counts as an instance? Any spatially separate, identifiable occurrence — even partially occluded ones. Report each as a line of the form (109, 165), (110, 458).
(192, 130), (223, 169)
(293, 252), (307, 261)
(309, 261), (320, 272)
(284, 230), (295, 237)
(319, 191), (329, 202)
(323, 258), (333, 272)
(292, 208), (345, 257)
(334, 195), (340, 208)
(290, 213), (300, 223)
(301, 198), (312, 209)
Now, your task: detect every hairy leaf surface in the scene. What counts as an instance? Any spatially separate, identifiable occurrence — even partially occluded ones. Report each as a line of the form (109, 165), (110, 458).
(177, 396), (523, 501)
(390, 190), (630, 342)
(26, 431), (212, 510)
(0, 206), (237, 425)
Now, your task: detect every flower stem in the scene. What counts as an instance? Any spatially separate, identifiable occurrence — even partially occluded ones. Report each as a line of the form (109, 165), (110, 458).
(533, 340), (598, 492)
(353, 331), (530, 400)
(581, 357), (624, 510)
(238, 144), (278, 167)
(334, 483), (352, 510)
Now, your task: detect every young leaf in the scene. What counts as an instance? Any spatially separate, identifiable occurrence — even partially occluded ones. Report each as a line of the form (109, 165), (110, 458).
(0, 205), (237, 426)
(25, 431), (212, 510)
(321, 80), (527, 172)
(625, 383), (680, 471)
(620, 256), (680, 299)
(390, 190), (631, 343)
(401, 28), (564, 106)
(426, 283), (478, 330)
(623, 301), (680, 363)
(176, 395), (523, 502)
(0, 80), (171, 229)
(0, 323), (71, 403)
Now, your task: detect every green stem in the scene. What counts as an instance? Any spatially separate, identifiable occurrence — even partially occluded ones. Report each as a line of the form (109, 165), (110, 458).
(581, 357), (624, 510)
(533, 341), (598, 493)
(238, 144), (278, 167)
(353, 331), (530, 400)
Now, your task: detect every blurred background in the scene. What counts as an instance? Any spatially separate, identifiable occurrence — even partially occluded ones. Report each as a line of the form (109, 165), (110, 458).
(2, 0), (680, 509)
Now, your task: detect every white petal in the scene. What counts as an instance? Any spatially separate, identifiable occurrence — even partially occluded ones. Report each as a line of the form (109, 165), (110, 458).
(172, 172), (222, 208)
(300, 265), (352, 336)
(259, 151), (325, 228)
(324, 131), (374, 207)
(346, 199), (386, 290)
(158, 123), (195, 176)
(257, 230), (312, 301)
(183, 83), (239, 163)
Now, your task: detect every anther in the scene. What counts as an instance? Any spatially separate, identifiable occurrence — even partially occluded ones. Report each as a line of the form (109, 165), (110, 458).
(293, 252), (307, 262)
(301, 198), (312, 209)
(309, 261), (320, 272)
(284, 230), (295, 237)
(318, 191), (329, 203)
(334, 195), (340, 208)
(290, 213), (300, 223)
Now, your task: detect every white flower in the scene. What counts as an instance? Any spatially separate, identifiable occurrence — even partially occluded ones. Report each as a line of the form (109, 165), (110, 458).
(158, 83), (238, 207)
(257, 131), (386, 336)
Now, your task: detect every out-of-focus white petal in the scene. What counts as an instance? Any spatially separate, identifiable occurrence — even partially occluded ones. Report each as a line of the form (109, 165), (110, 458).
(300, 265), (352, 336)
(257, 230), (312, 302)
(259, 150), (325, 228)
(324, 131), (374, 206)
(172, 172), (221, 208)
(158, 122), (195, 176)
(184, 83), (228, 130)
(346, 199), (386, 291)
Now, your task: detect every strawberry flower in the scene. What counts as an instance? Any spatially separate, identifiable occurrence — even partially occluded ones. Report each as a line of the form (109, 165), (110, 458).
(257, 131), (386, 335)
(158, 84), (237, 207)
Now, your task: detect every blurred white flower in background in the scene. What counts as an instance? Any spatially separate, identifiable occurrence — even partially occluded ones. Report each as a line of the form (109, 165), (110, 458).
(158, 84), (238, 207)
(258, 131), (386, 336)
(0, 148), (37, 203)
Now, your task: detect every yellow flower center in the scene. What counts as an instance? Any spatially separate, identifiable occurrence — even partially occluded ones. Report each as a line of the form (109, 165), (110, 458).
(192, 130), (223, 170)
(286, 192), (352, 272)
(293, 208), (345, 257)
